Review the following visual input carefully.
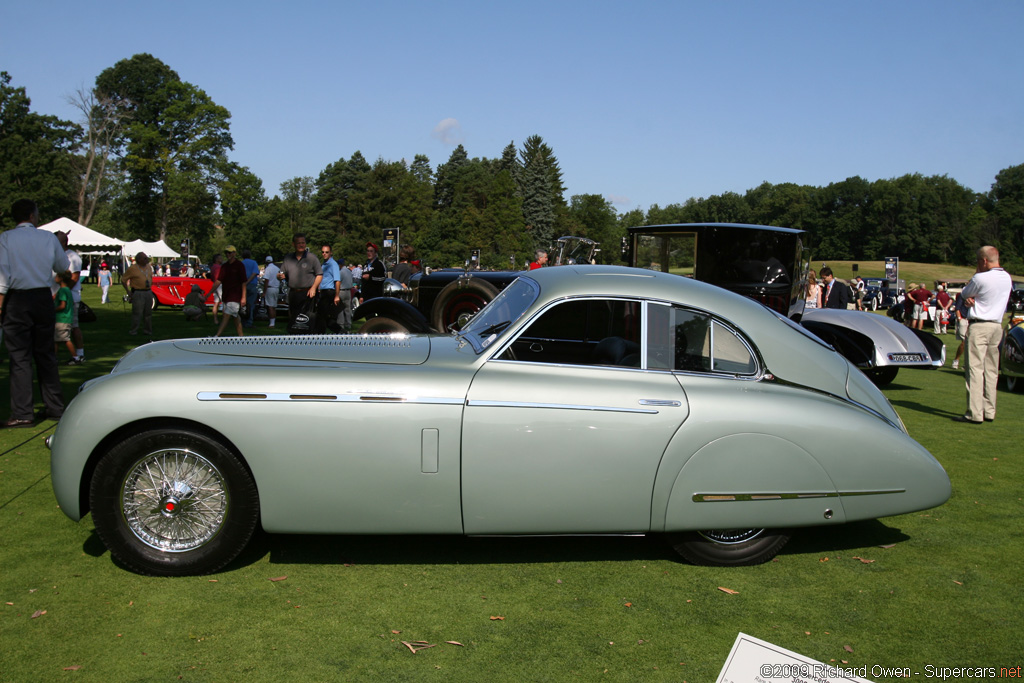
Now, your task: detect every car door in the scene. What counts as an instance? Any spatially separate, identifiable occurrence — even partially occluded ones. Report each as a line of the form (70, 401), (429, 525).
(461, 297), (689, 534)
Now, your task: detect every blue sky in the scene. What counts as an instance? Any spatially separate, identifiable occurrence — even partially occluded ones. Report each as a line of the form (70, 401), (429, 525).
(4, 1), (1023, 213)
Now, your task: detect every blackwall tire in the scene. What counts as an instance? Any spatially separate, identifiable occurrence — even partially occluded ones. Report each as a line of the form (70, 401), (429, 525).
(360, 316), (411, 334)
(431, 279), (500, 332)
(865, 366), (899, 387)
(89, 427), (259, 576)
(669, 529), (790, 566)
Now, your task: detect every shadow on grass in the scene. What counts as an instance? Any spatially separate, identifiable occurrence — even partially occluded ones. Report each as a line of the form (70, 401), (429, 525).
(80, 518), (912, 572)
(889, 398), (961, 419)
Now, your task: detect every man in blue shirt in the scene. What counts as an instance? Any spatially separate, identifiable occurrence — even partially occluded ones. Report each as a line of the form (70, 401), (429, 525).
(241, 249), (260, 327)
(317, 244), (341, 333)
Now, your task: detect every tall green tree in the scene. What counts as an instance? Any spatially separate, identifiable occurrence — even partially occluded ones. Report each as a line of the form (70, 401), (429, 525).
(568, 194), (621, 264)
(95, 54), (233, 241)
(0, 72), (79, 225)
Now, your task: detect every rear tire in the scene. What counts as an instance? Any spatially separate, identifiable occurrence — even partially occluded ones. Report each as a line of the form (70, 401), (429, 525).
(669, 529), (790, 566)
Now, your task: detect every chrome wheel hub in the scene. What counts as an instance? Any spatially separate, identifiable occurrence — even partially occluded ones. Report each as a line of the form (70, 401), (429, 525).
(121, 449), (228, 552)
(698, 528), (765, 545)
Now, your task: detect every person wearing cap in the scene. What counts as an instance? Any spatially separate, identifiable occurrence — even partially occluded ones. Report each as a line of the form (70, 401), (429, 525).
(122, 251), (155, 336)
(262, 256), (281, 328)
(208, 246), (248, 337)
(182, 284), (207, 321)
(362, 242), (386, 301)
(278, 233), (322, 333)
(98, 261), (112, 303)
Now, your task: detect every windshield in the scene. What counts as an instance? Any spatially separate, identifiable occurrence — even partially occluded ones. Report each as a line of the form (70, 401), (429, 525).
(458, 277), (540, 353)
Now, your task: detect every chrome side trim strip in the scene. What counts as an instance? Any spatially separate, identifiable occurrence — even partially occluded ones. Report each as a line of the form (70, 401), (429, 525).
(691, 489), (906, 503)
(197, 392), (463, 405)
(467, 399), (659, 414)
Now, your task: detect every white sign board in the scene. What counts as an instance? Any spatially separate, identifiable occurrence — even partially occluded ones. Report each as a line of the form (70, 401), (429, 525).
(717, 633), (874, 683)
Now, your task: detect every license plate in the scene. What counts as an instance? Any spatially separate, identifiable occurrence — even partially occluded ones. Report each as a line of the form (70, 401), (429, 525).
(888, 353), (925, 362)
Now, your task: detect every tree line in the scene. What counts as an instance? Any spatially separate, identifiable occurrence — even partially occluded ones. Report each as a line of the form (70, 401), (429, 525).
(2, 54), (1022, 274)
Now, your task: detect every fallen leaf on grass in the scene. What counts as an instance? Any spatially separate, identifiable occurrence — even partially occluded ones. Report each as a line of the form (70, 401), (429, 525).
(31, 610), (46, 619)
(63, 666), (82, 671)
(953, 580), (963, 585)
(445, 641), (463, 646)
(717, 587), (739, 595)
(879, 543), (896, 549)
(391, 630), (401, 634)
(489, 616), (505, 620)
(268, 576), (288, 582)
(819, 557), (830, 562)
(852, 557), (875, 564)
(844, 645), (854, 653)
(624, 602), (633, 607)
(401, 641), (436, 654)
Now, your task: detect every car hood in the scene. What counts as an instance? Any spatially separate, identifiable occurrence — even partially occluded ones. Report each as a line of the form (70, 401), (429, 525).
(110, 335), (432, 374)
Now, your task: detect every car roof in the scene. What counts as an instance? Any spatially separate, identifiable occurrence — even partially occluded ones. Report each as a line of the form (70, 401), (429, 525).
(626, 222), (806, 236)
(521, 265), (781, 327)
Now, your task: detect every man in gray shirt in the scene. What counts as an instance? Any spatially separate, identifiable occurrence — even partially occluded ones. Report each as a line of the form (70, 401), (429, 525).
(278, 233), (321, 333)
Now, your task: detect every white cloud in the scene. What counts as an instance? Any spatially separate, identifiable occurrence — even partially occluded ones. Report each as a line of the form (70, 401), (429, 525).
(432, 118), (464, 145)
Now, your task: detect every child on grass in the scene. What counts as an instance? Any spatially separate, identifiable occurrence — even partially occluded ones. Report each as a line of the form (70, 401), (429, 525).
(54, 271), (78, 362)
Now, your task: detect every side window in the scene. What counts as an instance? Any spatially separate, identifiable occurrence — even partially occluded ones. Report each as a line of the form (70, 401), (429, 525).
(646, 304), (757, 376)
(498, 298), (641, 367)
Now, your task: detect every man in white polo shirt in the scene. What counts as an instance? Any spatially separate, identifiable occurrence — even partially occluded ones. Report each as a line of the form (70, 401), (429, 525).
(954, 246), (1012, 424)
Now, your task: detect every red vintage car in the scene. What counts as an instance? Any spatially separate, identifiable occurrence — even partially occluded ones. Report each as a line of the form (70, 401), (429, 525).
(151, 277), (215, 309)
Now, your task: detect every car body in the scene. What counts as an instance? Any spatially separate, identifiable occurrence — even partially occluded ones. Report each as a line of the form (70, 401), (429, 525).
(49, 265), (950, 576)
(151, 276), (215, 309)
(862, 277), (905, 311)
(623, 224), (944, 385)
(1008, 281), (1024, 313)
(1001, 318), (1024, 392)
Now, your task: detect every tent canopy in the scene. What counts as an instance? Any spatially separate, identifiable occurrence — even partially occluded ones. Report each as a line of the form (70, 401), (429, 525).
(38, 217), (123, 251)
(122, 239), (180, 259)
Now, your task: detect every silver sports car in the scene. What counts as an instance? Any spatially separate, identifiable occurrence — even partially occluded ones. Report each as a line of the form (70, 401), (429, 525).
(49, 266), (951, 575)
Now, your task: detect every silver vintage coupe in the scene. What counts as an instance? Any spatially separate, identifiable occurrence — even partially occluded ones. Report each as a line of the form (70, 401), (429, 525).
(49, 266), (951, 575)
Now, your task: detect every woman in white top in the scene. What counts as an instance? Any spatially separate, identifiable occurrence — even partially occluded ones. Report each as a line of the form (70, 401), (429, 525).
(805, 270), (822, 309)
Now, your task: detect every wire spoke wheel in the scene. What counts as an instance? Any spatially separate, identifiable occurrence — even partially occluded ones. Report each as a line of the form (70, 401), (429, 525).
(121, 449), (229, 552)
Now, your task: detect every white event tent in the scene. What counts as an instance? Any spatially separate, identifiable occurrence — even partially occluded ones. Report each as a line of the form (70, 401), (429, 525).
(37, 217), (124, 254)
(122, 239), (180, 260)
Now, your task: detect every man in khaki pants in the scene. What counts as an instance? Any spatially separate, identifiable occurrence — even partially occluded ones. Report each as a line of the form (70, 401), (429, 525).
(954, 246), (1012, 424)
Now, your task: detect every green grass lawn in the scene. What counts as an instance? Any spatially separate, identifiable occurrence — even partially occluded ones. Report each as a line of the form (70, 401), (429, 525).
(0, 284), (1021, 681)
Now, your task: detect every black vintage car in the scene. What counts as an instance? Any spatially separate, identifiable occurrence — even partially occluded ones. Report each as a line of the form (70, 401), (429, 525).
(1008, 281), (1024, 313)
(354, 237), (598, 333)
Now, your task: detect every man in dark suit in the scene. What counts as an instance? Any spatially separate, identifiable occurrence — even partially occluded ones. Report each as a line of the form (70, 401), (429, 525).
(820, 267), (851, 309)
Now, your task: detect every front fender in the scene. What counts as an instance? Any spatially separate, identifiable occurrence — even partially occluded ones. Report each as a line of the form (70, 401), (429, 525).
(353, 298), (431, 333)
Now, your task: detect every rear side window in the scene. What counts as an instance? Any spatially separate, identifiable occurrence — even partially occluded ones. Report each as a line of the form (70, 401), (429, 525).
(646, 304), (758, 376)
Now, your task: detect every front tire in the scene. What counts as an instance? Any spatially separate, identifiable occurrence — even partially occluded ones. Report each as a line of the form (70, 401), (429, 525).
(865, 366), (899, 386)
(89, 427), (259, 576)
(669, 529), (790, 566)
